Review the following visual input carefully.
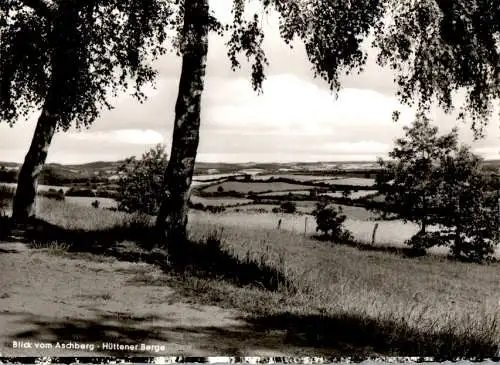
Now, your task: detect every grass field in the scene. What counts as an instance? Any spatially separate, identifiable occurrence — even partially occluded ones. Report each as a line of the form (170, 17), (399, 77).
(202, 181), (313, 194)
(257, 190), (312, 197)
(12, 197), (499, 356)
(66, 196), (118, 209)
(1, 182), (70, 193)
(324, 178), (376, 186)
(190, 196), (253, 207)
(252, 174), (336, 182)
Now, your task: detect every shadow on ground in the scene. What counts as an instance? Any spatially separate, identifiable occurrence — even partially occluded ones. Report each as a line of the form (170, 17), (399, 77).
(4, 217), (296, 292)
(2, 218), (499, 358)
(3, 310), (498, 358)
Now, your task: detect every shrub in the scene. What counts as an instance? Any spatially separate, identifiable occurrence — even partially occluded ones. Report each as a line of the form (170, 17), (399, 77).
(39, 188), (65, 201)
(91, 200), (100, 208)
(313, 202), (353, 242)
(378, 117), (499, 262)
(190, 202), (205, 211)
(65, 187), (95, 197)
(280, 201), (297, 214)
(206, 205), (226, 214)
(116, 144), (168, 215)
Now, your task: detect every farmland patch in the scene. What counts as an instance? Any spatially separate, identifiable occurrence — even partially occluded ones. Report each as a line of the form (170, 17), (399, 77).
(190, 196), (253, 207)
(322, 178), (375, 186)
(202, 181), (312, 194)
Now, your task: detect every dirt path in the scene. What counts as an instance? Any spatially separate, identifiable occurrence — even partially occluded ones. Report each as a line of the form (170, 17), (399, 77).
(0, 243), (295, 357)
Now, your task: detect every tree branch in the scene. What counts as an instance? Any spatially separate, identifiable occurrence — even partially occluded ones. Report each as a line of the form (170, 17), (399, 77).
(19, 0), (55, 19)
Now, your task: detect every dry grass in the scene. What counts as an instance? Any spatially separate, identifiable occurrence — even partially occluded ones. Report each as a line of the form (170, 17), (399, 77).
(186, 223), (500, 356)
(24, 198), (500, 356)
(37, 198), (131, 230)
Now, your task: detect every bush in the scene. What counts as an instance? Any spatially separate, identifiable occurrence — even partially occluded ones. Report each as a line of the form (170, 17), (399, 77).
(65, 187), (95, 197)
(39, 188), (65, 201)
(116, 144), (168, 215)
(206, 205), (226, 214)
(190, 202), (205, 211)
(91, 200), (100, 208)
(280, 201), (297, 214)
(313, 202), (353, 242)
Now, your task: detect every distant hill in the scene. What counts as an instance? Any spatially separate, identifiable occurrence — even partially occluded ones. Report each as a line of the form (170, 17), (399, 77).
(1, 158), (498, 186)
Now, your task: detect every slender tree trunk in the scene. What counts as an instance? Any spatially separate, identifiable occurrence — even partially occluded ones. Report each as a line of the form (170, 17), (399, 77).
(155, 0), (209, 251)
(11, 1), (80, 223)
(12, 105), (58, 223)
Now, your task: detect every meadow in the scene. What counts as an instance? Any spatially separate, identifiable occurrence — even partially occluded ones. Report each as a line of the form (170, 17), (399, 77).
(202, 181), (313, 194)
(190, 196), (253, 207)
(4, 197), (498, 357)
(322, 177), (376, 186)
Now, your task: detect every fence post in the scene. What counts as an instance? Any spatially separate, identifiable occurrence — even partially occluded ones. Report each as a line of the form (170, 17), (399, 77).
(371, 222), (379, 246)
(304, 217), (308, 236)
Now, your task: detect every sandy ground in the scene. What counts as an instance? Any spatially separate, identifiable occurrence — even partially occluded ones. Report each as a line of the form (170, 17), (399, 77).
(0, 242), (300, 357)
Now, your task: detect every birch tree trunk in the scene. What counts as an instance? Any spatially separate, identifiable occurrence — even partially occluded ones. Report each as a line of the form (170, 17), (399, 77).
(12, 103), (58, 222)
(155, 0), (209, 251)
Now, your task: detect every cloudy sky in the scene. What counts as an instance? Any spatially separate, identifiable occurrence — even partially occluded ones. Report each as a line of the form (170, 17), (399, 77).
(1, 1), (498, 164)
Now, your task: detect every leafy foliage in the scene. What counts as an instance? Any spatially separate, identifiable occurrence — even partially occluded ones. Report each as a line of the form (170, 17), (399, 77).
(378, 115), (459, 230)
(116, 144), (169, 216)
(374, 0), (500, 138)
(313, 201), (353, 242)
(0, 0), (172, 130)
(379, 117), (499, 262)
(433, 146), (500, 262)
(223, 0), (498, 135)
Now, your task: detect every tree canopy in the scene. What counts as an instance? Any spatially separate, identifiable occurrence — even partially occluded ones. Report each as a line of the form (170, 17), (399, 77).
(220, 0), (499, 136)
(378, 116), (499, 261)
(2, 0), (498, 134)
(0, 0), (171, 131)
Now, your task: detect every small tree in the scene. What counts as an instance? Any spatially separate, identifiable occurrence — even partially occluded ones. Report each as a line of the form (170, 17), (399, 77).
(1, 0), (171, 221)
(434, 147), (499, 262)
(379, 116), (459, 238)
(116, 144), (168, 216)
(379, 118), (499, 261)
(313, 202), (353, 242)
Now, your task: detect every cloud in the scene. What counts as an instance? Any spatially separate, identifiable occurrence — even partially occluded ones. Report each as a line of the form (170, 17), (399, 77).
(473, 146), (500, 160)
(68, 129), (164, 145)
(204, 74), (415, 136)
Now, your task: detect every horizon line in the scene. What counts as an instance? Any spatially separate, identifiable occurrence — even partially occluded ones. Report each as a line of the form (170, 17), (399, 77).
(1, 157), (499, 167)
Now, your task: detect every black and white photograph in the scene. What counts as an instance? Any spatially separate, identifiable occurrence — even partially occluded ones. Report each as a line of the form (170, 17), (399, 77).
(0, 0), (499, 360)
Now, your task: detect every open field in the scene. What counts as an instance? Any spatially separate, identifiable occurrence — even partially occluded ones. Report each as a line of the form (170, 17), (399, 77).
(188, 212), (456, 254)
(202, 181), (313, 194)
(190, 196), (253, 207)
(252, 174), (338, 182)
(66, 196), (118, 209)
(1, 182), (70, 193)
(323, 178), (376, 186)
(257, 190), (312, 197)
(1, 197), (498, 356)
(193, 173), (244, 181)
